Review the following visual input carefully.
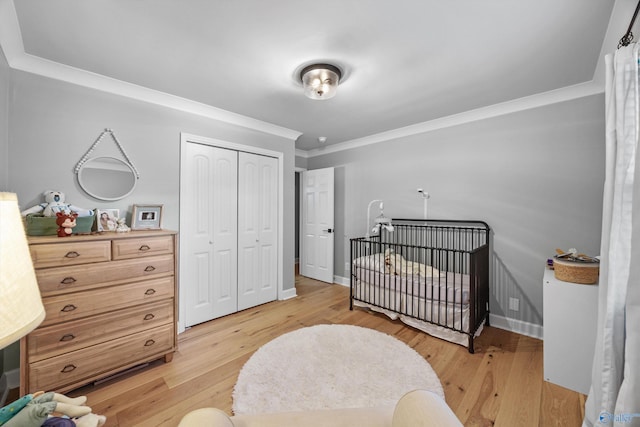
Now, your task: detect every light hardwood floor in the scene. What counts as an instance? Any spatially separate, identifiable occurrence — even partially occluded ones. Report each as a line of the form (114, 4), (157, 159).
(70, 275), (586, 426)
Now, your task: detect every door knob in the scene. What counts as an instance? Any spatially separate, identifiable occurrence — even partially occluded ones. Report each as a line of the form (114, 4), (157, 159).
(322, 228), (334, 233)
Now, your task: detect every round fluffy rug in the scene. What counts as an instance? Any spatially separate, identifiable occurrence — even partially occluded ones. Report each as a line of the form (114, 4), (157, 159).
(232, 324), (444, 415)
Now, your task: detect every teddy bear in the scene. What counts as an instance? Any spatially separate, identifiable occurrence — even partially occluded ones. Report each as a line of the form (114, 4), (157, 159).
(21, 191), (94, 218)
(0, 391), (106, 427)
(56, 212), (78, 237)
(115, 217), (130, 233)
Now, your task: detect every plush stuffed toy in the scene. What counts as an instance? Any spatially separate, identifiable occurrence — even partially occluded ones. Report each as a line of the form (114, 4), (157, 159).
(56, 212), (78, 237)
(0, 392), (106, 427)
(20, 191), (94, 218)
(383, 248), (443, 278)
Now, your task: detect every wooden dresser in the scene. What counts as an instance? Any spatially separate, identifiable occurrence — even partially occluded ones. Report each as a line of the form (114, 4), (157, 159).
(20, 230), (178, 394)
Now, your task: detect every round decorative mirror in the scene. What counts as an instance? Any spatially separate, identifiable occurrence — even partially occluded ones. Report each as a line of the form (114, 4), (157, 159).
(77, 156), (138, 201)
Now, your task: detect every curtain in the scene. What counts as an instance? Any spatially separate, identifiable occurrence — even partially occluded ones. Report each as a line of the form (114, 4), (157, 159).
(583, 44), (640, 427)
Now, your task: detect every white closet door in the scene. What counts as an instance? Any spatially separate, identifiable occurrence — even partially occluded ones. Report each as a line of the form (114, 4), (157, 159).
(183, 143), (238, 327)
(237, 152), (278, 310)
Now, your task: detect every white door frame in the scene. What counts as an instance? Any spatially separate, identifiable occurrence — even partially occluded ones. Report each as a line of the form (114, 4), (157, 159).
(178, 132), (284, 334)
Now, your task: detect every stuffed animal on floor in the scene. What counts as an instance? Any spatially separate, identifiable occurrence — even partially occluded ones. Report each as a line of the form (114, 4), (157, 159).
(20, 190), (94, 217)
(56, 212), (79, 237)
(384, 248), (442, 277)
(51, 414), (107, 427)
(0, 391), (105, 427)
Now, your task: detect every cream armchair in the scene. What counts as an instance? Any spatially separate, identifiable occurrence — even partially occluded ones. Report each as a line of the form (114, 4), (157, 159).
(178, 390), (462, 427)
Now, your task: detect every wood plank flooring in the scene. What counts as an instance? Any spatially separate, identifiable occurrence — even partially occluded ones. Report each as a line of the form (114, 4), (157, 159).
(69, 275), (586, 426)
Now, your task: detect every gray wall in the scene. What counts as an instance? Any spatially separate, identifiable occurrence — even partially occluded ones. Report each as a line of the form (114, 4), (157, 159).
(307, 94), (605, 327)
(8, 71), (296, 245)
(295, 155), (308, 170)
(3, 69), (297, 374)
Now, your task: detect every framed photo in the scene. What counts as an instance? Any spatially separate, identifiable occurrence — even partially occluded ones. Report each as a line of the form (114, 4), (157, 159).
(97, 208), (120, 232)
(131, 204), (163, 230)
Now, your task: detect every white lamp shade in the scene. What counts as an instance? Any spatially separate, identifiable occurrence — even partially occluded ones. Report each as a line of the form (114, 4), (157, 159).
(0, 192), (45, 349)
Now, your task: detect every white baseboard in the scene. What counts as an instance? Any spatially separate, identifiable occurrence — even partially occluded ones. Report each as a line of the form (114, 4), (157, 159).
(280, 287), (297, 300)
(333, 275), (349, 287)
(489, 314), (543, 340)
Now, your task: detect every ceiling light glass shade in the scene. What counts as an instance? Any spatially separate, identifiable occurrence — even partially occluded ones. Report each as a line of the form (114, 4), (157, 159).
(0, 192), (45, 349)
(300, 64), (342, 100)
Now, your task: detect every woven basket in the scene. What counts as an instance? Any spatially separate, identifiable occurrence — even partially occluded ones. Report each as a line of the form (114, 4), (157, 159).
(553, 258), (599, 284)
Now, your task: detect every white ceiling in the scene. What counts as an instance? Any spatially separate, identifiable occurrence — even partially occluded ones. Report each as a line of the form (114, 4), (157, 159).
(1, 1), (632, 151)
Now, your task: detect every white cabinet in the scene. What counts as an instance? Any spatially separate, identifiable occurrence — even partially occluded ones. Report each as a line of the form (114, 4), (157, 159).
(543, 268), (599, 394)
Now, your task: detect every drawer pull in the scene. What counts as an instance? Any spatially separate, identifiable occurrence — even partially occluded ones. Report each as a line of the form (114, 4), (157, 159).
(60, 334), (76, 342)
(60, 277), (77, 285)
(143, 313), (155, 321)
(144, 265), (156, 272)
(64, 251), (80, 258)
(61, 364), (77, 373)
(139, 245), (151, 251)
(144, 339), (156, 347)
(61, 304), (77, 312)
(144, 289), (156, 295)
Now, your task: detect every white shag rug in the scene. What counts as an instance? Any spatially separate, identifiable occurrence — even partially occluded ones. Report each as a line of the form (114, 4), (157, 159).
(232, 324), (444, 415)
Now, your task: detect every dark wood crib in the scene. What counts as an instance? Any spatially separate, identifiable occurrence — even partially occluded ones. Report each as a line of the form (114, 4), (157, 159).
(350, 219), (490, 353)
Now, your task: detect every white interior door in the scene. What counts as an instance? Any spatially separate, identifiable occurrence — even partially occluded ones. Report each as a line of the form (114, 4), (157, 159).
(300, 167), (334, 283)
(182, 143), (238, 327)
(237, 152), (278, 310)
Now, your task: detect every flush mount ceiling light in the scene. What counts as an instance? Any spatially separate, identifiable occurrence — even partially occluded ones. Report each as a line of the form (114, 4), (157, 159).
(300, 64), (342, 100)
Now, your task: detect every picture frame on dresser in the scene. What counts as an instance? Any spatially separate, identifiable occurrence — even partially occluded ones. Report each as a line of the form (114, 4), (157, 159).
(131, 204), (163, 230)
(96, 208), (120, 232)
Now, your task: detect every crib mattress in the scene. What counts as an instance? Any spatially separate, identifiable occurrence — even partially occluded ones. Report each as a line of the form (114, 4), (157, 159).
(354, 266), (470, 305)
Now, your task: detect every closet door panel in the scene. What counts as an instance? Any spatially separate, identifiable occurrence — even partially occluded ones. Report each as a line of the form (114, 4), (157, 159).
(183, 144), (237, 327)
(258, 156), (278, 297)
(238, 152), (278, 310)
(211, 150), (238, 318)
(238, 153), (260, 310)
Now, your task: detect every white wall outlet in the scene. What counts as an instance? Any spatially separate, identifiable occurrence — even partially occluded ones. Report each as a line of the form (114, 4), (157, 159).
(509, 297), (520, 312)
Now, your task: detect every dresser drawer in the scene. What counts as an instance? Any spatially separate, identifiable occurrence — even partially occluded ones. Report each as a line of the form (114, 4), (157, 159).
(112, 235), (174, 260)
(36, 254), (175, 296)
(28, 324), (174, 393)
(28, 300), (174, 362)
(41, 277), (174, 326)
(30, 241), (111, 269)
